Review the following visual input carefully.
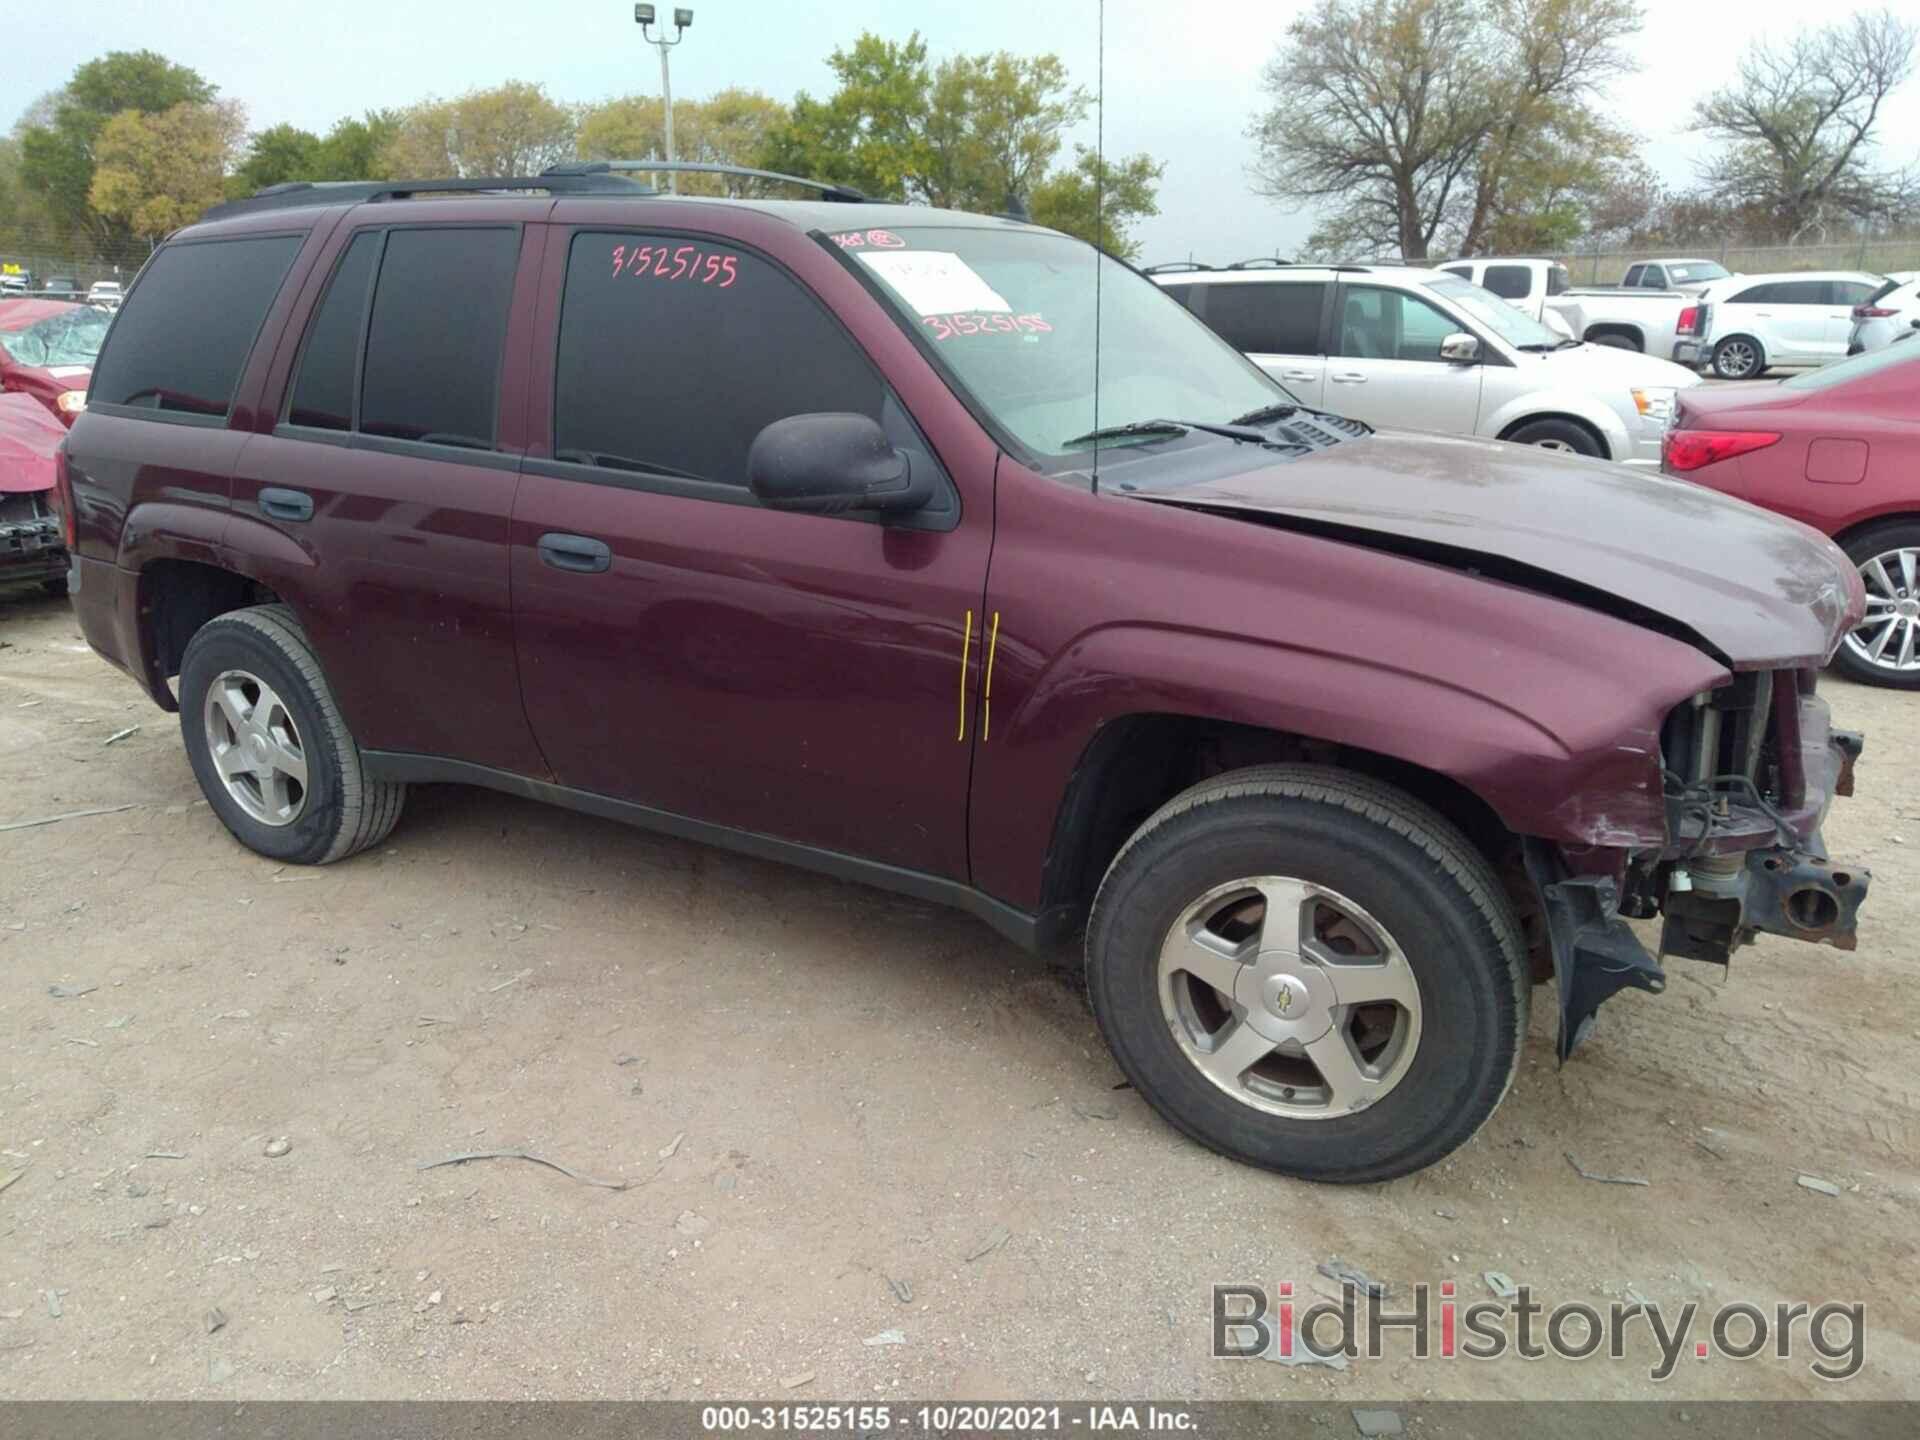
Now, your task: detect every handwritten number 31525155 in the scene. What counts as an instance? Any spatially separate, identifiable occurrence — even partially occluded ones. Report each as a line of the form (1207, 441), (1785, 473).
(610, 243), (738, 287)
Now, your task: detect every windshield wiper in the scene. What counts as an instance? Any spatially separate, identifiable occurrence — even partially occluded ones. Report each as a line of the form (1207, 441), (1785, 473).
(1064, 420), (1189, 447)
(1517, 339), (1583, 352)
(1228, 402), (1300, 426)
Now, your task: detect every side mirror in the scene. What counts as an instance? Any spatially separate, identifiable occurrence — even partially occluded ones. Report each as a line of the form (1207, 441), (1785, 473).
(1439, 332), (1481, 364)
(747, 413), (931, 516)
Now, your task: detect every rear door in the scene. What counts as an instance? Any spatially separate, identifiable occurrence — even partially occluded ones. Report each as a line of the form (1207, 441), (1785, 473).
(1188, 280), (1328, 406)
(507, 217), (993, 880)
(1767, 281), (1834, 362)
(1825, 280), (1879, 357)
(229, 217), (548, 775)
(1326, 282), (1484, 435)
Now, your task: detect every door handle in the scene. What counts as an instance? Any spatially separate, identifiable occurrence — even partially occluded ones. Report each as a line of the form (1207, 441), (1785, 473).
(1280, 369), (1319, 382)
(1329, 372), (1368, 384)
(259, 487), (313, 523)
(536, 532), (612, 574)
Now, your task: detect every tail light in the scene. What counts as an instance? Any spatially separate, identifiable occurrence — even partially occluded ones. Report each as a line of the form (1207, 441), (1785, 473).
(51, 443), (76, 549)
(1676, 305), (1698, 334)
(1852, 305), (1897, 319)
(1662, 429), (1781, 473)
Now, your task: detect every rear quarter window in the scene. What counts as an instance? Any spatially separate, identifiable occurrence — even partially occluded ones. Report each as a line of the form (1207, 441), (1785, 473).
(88, 234), (302, 416)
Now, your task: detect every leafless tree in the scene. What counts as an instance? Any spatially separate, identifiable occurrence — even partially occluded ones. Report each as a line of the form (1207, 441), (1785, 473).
(1693, 9), (1918, 242)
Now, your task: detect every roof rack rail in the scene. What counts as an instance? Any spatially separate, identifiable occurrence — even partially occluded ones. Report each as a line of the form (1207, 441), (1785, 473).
(543, 160), (871, 203)
(1140, 261), (1213, 274)
(201, 172), (651, 221)
(1224, 256), (1290, 269)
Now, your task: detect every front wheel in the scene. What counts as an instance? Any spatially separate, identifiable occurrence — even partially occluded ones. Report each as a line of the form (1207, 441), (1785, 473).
(1086, 766), (1528, 1183)
(178, 604), (406, 864)
(1833, 522), (1920, 687)
(1506, 417), (1604, 457)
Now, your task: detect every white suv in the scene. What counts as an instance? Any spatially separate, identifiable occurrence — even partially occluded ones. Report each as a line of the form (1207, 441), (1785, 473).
(1678, 270), (1885, 378)
(1154, 264), (1699, 467)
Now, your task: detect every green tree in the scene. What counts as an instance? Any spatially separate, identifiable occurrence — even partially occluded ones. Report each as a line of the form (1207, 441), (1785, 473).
(90, 100), (247, 246)
(758, 33), (936, 200)
(381, 81), (576, 178)
(576, 87), (788, 194)
(233, 122), (324, 194)
(315, 111), (402, 180)
(1029, 147), (1164, 259)
(18, 50), (216, 251)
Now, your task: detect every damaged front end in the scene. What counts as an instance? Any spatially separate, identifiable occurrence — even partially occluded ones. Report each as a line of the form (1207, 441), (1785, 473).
(1527, 668), (1869, 1060)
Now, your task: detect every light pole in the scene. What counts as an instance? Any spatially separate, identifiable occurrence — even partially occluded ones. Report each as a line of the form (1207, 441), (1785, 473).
(634, 5), (693, 193)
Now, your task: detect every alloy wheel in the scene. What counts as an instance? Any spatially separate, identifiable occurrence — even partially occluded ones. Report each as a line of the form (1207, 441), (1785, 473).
(1845, 548), (1920, 676)
(1714, 339), (1759, 378)
(1157, 877), (1423, 1120)
(203, 668), (309, 826)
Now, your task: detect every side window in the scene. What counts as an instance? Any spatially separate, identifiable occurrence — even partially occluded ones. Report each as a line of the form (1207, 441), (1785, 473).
(1623, 265), (1644, 286)
(1338, 286), (1458, 362)
(1159, 283), (1197, 312)
(286, 231), (379, 431)
(1546, 266), (1571, 296)
(88, 235), (301, 416)
(1828, 281), (1876, 307)
(1482, 265), (1531, 300)
(1727, 283), (1776, 305)
(1642, 266), (1667, 289)
(1199, 282), (1323, 355)
(553, 232), (883, 487)
(1776, 281), (1828, 306)
(359, 227), (520, 448)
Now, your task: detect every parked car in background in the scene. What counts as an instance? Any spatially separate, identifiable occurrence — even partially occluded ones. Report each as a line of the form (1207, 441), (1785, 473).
(42, 276), (82, 300)
(86, 280), (124, 310)
(1157, 263), (1699, 464)
(1619, 258), (1732, 294)
(0, 273), (27, 296)
(1676, 270), (1886, 379)
(54, 172), (1870, 1182)
(1663, 343), (1920, 687)
(1437, 257), (1695, 359)
(1847, 272), (1920, 355)
(0, 391), (71, 596)
(0, 298), (111, 424)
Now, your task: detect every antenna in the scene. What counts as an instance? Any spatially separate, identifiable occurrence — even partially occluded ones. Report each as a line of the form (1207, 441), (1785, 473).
(1090, 0), (1105, 496)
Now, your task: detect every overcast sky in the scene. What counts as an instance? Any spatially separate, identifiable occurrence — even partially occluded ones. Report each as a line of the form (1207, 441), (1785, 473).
(8, 0), (1919, 263)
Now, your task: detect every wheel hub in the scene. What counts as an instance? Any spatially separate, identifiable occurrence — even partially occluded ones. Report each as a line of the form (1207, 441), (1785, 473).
(1237, 956), (1335, 1044)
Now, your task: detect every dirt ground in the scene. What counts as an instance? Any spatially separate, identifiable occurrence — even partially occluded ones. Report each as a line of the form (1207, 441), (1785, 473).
(2, 583), (1917, 1402)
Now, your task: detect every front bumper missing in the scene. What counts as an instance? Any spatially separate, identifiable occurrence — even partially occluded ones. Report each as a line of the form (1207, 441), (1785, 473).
(1525, 833), (1872, 1062)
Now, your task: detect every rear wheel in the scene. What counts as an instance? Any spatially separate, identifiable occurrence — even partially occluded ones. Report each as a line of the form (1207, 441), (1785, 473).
(1711, 335), (1764, 379)
(1834, 521), (1920, 688)
(41, 576), (68, 598)
(1085, 766), (1527, 1183)
(1589, 332), (1638, 351)
(1507, 417), (1604, 457)
(178, 604), (405, 863)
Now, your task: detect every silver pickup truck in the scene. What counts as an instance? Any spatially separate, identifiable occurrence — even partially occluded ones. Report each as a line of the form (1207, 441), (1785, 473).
(1439, 258), (1705, 362)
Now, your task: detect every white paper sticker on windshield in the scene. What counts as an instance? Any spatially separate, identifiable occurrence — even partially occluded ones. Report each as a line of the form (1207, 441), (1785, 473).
(857, 250), (1012, 316)
(48, 366), (91, 379)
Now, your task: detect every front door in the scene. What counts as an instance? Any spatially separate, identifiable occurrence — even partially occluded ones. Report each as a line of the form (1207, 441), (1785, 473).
(1326, 283), (1485, 436)
(508, 225), (991, 880)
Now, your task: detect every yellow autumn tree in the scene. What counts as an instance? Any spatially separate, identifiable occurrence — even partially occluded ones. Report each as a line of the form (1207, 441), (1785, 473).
(89, 99), (246, 244)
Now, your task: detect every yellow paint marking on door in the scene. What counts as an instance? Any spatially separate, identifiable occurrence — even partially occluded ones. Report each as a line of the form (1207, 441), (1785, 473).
(982, 611), (1001, 742)
(957, 608), (974, 742)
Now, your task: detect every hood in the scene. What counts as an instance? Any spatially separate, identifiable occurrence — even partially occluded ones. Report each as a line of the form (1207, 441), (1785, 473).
(1527, 342), (1699, 389)
(0, 392), (64, 493)
(1126, 428), (1859, 669)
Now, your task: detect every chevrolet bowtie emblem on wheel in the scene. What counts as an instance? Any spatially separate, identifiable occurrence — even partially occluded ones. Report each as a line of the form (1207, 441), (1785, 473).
(1275, 988), (1294, 1013)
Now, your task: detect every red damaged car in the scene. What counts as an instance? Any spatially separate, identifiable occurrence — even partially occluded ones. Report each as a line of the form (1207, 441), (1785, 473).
(56, 170), (1874, 1181)
(0, 392), (71, 594)
(1663, 343), (1920, 687)
(0, 298), (111, 425)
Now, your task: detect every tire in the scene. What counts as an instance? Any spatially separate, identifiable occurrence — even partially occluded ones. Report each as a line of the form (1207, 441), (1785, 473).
(1589, 332), (1638, 351)
(178, 603), (405, 864)
(1086, 765), (1527, 1183)
(1710, 335), (1764, 380)
(1506, 417), (1604, 457)
(42, 576), (69, 598)
(1832, 520), (1920, 688)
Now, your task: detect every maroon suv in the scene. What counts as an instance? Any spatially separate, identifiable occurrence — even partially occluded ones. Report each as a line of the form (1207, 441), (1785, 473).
(57, 168), (1872, 1182)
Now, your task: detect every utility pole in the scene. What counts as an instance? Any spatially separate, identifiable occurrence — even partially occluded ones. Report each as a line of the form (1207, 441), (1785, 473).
(634, 5), (693, 193)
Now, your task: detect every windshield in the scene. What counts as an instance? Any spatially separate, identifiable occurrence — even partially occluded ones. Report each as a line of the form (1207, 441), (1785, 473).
(0, 306), (112, 368)
(839, 226), (1283, 458)
(1424, 275), (1562, 348)
(1781, 341), (1920, 392)
(1668, 262), (1730, 283)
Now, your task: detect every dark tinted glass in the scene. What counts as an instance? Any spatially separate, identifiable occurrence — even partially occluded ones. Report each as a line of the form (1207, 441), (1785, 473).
(1642, 267), (1667, 288)
(554, 233), (884, 487)
(1546, 265), (1571, 296)
(287, 231), (378, 431)
(1483, 265), (1531, 299)
(1829, 280), (1876, 306)
(1776, 281), (1828, 305)
(359, 228), (518, 447)
(1728, 283), (1778, 304)
(88, 235), (300, 415)
(1199, 282), (1323, 354)
(1160, 283), (1196, 311)
(1623, 265), (1643, 285)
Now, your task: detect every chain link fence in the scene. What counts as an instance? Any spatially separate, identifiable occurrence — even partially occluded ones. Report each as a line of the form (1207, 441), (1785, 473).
(1557, 236), (1920, 286)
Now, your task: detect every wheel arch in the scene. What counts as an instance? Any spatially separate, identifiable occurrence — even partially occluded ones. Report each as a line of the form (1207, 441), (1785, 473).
(1832, 510), (1920, 549)
(1495, 409), (1612, 458)
(134, 557), (283, 709)
(1582, 322), (1645, 350)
